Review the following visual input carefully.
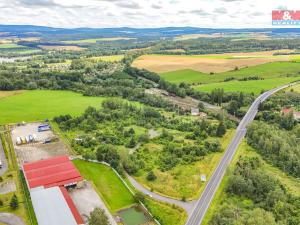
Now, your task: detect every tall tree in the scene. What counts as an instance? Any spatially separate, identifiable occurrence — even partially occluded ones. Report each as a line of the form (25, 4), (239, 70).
(216, 121), (226, 137)
(10, 194), (18, 210)
(88, 208), (110, 225)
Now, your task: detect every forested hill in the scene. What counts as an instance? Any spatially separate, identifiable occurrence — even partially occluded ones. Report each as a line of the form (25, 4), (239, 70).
(1, 25), (300, 39)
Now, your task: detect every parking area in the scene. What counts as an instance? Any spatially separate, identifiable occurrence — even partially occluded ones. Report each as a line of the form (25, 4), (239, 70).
(69, 181), (117, 225)
(11, 123), (70, 165)
(0, 140), (8, 176)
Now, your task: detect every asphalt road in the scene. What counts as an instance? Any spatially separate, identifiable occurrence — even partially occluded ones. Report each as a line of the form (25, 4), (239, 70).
(186, 82), (298, 225)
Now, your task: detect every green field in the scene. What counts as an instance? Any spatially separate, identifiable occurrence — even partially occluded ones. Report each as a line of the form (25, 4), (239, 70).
(194, 77), (300, 94)
(0, 90), (106, 124)
(291, 55), (300, 62)
(73, 160), (135, 212)
(63, 37), (135, 44)
(0, 44), (27, 49)
(160, 62), (300, 84)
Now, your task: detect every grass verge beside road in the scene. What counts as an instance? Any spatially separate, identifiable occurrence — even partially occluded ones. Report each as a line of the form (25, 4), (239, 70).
(144, 197), (187, 225)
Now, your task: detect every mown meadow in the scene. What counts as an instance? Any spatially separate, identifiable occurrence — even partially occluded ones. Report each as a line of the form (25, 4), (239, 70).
(159, 61), (300, 94)
(0, 90), (106, 124)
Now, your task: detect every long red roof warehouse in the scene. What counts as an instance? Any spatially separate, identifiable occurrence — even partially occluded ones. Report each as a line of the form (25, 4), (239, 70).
(23, 155), (83, 189)
(60, 186), (84, 225)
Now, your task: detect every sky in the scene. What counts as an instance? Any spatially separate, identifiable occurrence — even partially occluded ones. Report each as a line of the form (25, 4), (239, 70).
(0, 0), (300, 28)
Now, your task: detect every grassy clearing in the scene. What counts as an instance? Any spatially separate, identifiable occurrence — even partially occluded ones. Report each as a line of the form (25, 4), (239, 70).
(73, 160), (135, 212)
(0, 44), (27, 49)
(194, 77), (300, 94)
(63, 37), (135, 44)
(134, 130), (235, 200)
(160, 61), (300, 84)
(288, 83), (300, 93)
(144, 197), (187, 225)
(0, 90), (107, 124)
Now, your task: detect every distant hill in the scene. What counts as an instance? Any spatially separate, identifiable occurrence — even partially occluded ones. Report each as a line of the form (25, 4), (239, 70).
(0, 25), (299, 40)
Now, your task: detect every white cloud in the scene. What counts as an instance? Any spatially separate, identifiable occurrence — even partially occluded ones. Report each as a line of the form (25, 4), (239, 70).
(0, 0), (300, 28)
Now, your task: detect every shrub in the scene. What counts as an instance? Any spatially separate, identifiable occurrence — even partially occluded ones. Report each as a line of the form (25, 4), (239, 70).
(146, 171), (157, 181)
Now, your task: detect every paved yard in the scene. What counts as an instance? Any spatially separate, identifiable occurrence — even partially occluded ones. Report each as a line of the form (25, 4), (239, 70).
(0, 213), (25, 225)
(11, 123), (69, 165)
(0, 141), (8, 176)
(0, 180), (16, 194)
(69, 181), (117, 225)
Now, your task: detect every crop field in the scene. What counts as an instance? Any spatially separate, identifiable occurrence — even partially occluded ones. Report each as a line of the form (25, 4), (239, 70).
(174, 33), (223, 41)
(160, 61), (300, 85)
(0, 43), (27, 49)
(132, 52), (293, 73)
(194, 77), (300, 94)
(73, 160), (135, 212)
(174, 32), (271, 41)
(0, 90), (106, 124)
(38, 45), (85, 51)
(63, 37), (135, 44)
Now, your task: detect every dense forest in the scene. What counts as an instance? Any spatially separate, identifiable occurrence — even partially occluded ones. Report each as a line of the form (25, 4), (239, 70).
(152, 38), (300, 55)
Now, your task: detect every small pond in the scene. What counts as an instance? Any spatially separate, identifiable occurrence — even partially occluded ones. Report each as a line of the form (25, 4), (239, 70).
(118, 205), (152, 225)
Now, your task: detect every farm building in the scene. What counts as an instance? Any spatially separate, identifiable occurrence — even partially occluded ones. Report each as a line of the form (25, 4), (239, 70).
(191, 107), (200, 116)
(23, 156), (84, 225)
(281, 108), (300, 120)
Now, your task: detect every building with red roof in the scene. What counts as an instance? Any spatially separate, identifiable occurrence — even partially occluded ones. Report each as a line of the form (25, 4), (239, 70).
(281, 108), (300, 120)
(281, 108), (293, 115)
(23, 156), (84, 225)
